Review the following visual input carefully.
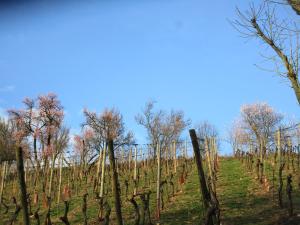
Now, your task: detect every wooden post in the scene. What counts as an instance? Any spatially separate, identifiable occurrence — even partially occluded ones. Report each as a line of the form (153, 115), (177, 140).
(0, 161), (7, 206)
(96, 149), (102, 187)
(16, 147), (30, 225)
(48, 153), (56, 197)
(205, 138), (213, 182)
(107, 139), (123, 225)
(260, 137), (263, 162)
(121, 147), (125, 171)
(189, 129), (211, 209)
(173, 141), (177, 174)
(156, 142), (161, 223)
(165, 146), (169, 175)
(142, 148), (146, 170)
(277, 130), (281, 167)
(100, 145), (107, 197)
(57, 153), (63, 204)
(129, 148), (132, 172)
(134, 145), (138, 195)
(24, 159), (27, 183)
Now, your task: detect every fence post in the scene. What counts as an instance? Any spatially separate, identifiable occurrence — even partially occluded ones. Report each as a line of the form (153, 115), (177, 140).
(156, 142), (161, 223)
(16, 147), (30, 225)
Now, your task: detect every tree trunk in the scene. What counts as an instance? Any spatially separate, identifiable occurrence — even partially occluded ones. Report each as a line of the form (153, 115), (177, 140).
(16, 147), (30, 225)
(107, 139), (123, 225)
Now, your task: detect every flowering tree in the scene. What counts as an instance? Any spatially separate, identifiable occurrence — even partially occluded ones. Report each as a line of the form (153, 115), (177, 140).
(73, 128), (95, 183)
(227, 119), (251, 156)
(8, 98), (44, 171)
(240, 102), (283, 157)
(38, 93), (64, 153)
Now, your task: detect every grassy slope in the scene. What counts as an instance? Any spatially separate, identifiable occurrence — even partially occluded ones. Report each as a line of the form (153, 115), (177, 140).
(1, 158), (300, 224)
(218, 158), (300, 225)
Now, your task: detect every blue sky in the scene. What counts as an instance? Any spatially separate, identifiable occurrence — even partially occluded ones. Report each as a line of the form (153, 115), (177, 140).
(0, 0), (299, 155)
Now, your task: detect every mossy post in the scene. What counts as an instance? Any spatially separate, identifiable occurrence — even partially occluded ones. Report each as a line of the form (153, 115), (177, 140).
(16, 146), (30, 225)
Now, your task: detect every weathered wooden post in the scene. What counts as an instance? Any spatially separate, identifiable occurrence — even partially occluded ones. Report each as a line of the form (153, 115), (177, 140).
(48, 152), (56, 197)
(0, 161), (7, 207)
(129, 148), (132, 172)
(156, 142), (161, 224)
(286, 174), (293, 217)
(173, 140), (177, 174)
(16, 147), (30, 225)
(205, 138), (213, 189)
(107, 139), (123, 225)
(277, 129), (284, 208)
(134, 144), (138, 195)
(189, 129), (214, 225)
(100, 144), (107, 197)
(57, 152), (63, 204)
(96, 148), (102, 190)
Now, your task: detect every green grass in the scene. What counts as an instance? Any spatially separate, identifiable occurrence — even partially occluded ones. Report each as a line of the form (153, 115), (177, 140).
(1, 158), (300, 224)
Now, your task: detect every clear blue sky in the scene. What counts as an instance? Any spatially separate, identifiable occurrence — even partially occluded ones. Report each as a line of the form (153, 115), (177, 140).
(0, 0), (299, 154)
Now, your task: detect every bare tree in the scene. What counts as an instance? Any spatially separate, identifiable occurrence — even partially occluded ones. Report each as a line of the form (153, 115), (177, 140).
(196, 121), (218, 140)
(135, 101), (190, 156)
(0, 118), (16, 162)
(233, 2), (300, 104)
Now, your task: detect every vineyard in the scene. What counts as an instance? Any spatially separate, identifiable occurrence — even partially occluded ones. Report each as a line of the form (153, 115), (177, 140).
(2, 0), (300, 225)
(0, 95), (300, 225)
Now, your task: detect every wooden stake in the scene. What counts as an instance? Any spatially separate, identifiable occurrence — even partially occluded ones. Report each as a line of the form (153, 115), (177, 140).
(173, 141), (177, 174)
(156, 142), (161, 223)
(134, 145), (138, 195)
(100, 144), (107, 198)
(57, 153), (63, 204)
